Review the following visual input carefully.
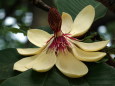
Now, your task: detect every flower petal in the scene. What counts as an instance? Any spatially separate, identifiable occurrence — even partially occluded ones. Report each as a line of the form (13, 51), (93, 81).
(27, 29), (52, 47)
(13, 55), (38, 72)
(26, 50), (56, 72)
(71, 44), (106, 62)
(61, 12), (73, 33)
(32, 51), (56, 72)
(70, 5), (95, 37)
(17, 47), (45, 55)
(56, 51), (88, 78)
(72, 40), (109, 51)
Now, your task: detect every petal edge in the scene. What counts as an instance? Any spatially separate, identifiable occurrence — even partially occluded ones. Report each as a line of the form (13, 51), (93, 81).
(72, 40), (109, 51)
(27, 29), (52, 47)
(71, 44), (106, 62)
(56, 51), (88, 78)
(70, 5), (95, 37)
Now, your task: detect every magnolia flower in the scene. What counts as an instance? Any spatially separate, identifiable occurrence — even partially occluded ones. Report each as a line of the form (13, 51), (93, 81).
(14, 5), (109, 78)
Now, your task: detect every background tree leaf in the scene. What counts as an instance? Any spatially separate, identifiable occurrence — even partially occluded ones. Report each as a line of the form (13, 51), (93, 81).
(86, 63), (115, 85)
(0, 56), (115, 86)
(0, 48), (22, 80)
(38, 26), (53, 34)
(0, 26), (27, 35)
(54, 0), (107, 20)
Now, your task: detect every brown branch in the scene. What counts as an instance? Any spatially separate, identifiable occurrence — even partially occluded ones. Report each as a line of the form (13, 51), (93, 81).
(106, 53), (115, 67)
(32, 0), (51, 11)
(96, 0), (115, 13)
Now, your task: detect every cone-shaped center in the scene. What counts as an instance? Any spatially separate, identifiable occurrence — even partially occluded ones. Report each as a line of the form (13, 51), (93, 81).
(48, 8), (62, 37)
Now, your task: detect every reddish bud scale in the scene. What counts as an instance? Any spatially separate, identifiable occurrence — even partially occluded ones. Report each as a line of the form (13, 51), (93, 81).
(48, 8), (62, 32)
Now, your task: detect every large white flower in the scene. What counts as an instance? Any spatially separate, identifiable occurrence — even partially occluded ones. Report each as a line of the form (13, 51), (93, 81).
(14, 5), (109, 78)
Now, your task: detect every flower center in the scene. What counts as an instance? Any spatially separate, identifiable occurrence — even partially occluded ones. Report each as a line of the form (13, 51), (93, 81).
(48, 34), (70, 54)
(47, 33), (79, 55)
(47, 8), (79, 54)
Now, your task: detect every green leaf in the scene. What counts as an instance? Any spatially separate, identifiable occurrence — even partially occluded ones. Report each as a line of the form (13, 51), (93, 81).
(106, 21), (115, 38)
(82, 32), (97, 43)
(38, 26), (53, 34)
(86, 63), (115, 85)
(18, 24), (30, 35)
(0, 48), (22, 80)
(54, 0), (107, 20)
(0, 63), (115, 86)
(0, 26), (27, 35)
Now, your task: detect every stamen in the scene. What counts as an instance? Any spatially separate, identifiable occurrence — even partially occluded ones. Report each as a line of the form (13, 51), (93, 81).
(48, 36), (70, 54)
(64, 34), (80, 41)
(47, 33), (80, 54)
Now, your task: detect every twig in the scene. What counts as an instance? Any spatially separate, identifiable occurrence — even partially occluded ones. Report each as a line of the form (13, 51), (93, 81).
(32, 0), (51, 11)
(106, 53), (115, 67)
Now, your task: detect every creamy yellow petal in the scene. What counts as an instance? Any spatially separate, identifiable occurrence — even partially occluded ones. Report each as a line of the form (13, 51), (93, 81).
(25, 50), (56, 72)
(27, 29), (52, 47)
(61, 12), (73, 33)
(17, 45), (46, 55)
(56, 51), (88, 78)
(17, 48), (41, 55)
(71, 44), (106, 62)
(13, 54), (38, 72)
(32, 50), (56, 72)
(72, 40), (109, 51)
(70, 5), (95, 37)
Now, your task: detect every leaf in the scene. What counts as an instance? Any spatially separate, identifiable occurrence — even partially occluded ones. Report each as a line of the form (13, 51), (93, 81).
(0, 48), (22, 80)
(54, 0), (107, 20)
(86, 63), (115, 85)
(0, 26), (27, 35)
(18, 24), (30, 35)
(38, 26), (53, 34)
(82, 32), (97, 43)
(106, 21), (115, 38)
(0, 63), (115, 86)
(96, 0), (115, 13)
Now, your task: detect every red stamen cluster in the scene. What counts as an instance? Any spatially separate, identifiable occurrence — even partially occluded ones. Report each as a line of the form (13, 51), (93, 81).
(48, 35), (70, 53)
(48, 8), (62, 32)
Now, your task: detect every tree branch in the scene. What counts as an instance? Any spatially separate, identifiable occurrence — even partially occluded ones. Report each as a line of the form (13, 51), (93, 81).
(106, 53), (115, 67)
(32, 0), (51, 11)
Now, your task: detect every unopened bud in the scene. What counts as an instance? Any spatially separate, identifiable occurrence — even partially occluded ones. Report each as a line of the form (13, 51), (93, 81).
(48, 8), (62, 32)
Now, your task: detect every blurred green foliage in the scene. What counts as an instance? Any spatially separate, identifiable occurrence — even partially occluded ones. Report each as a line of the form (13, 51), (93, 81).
(0, 0), (30, 50)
